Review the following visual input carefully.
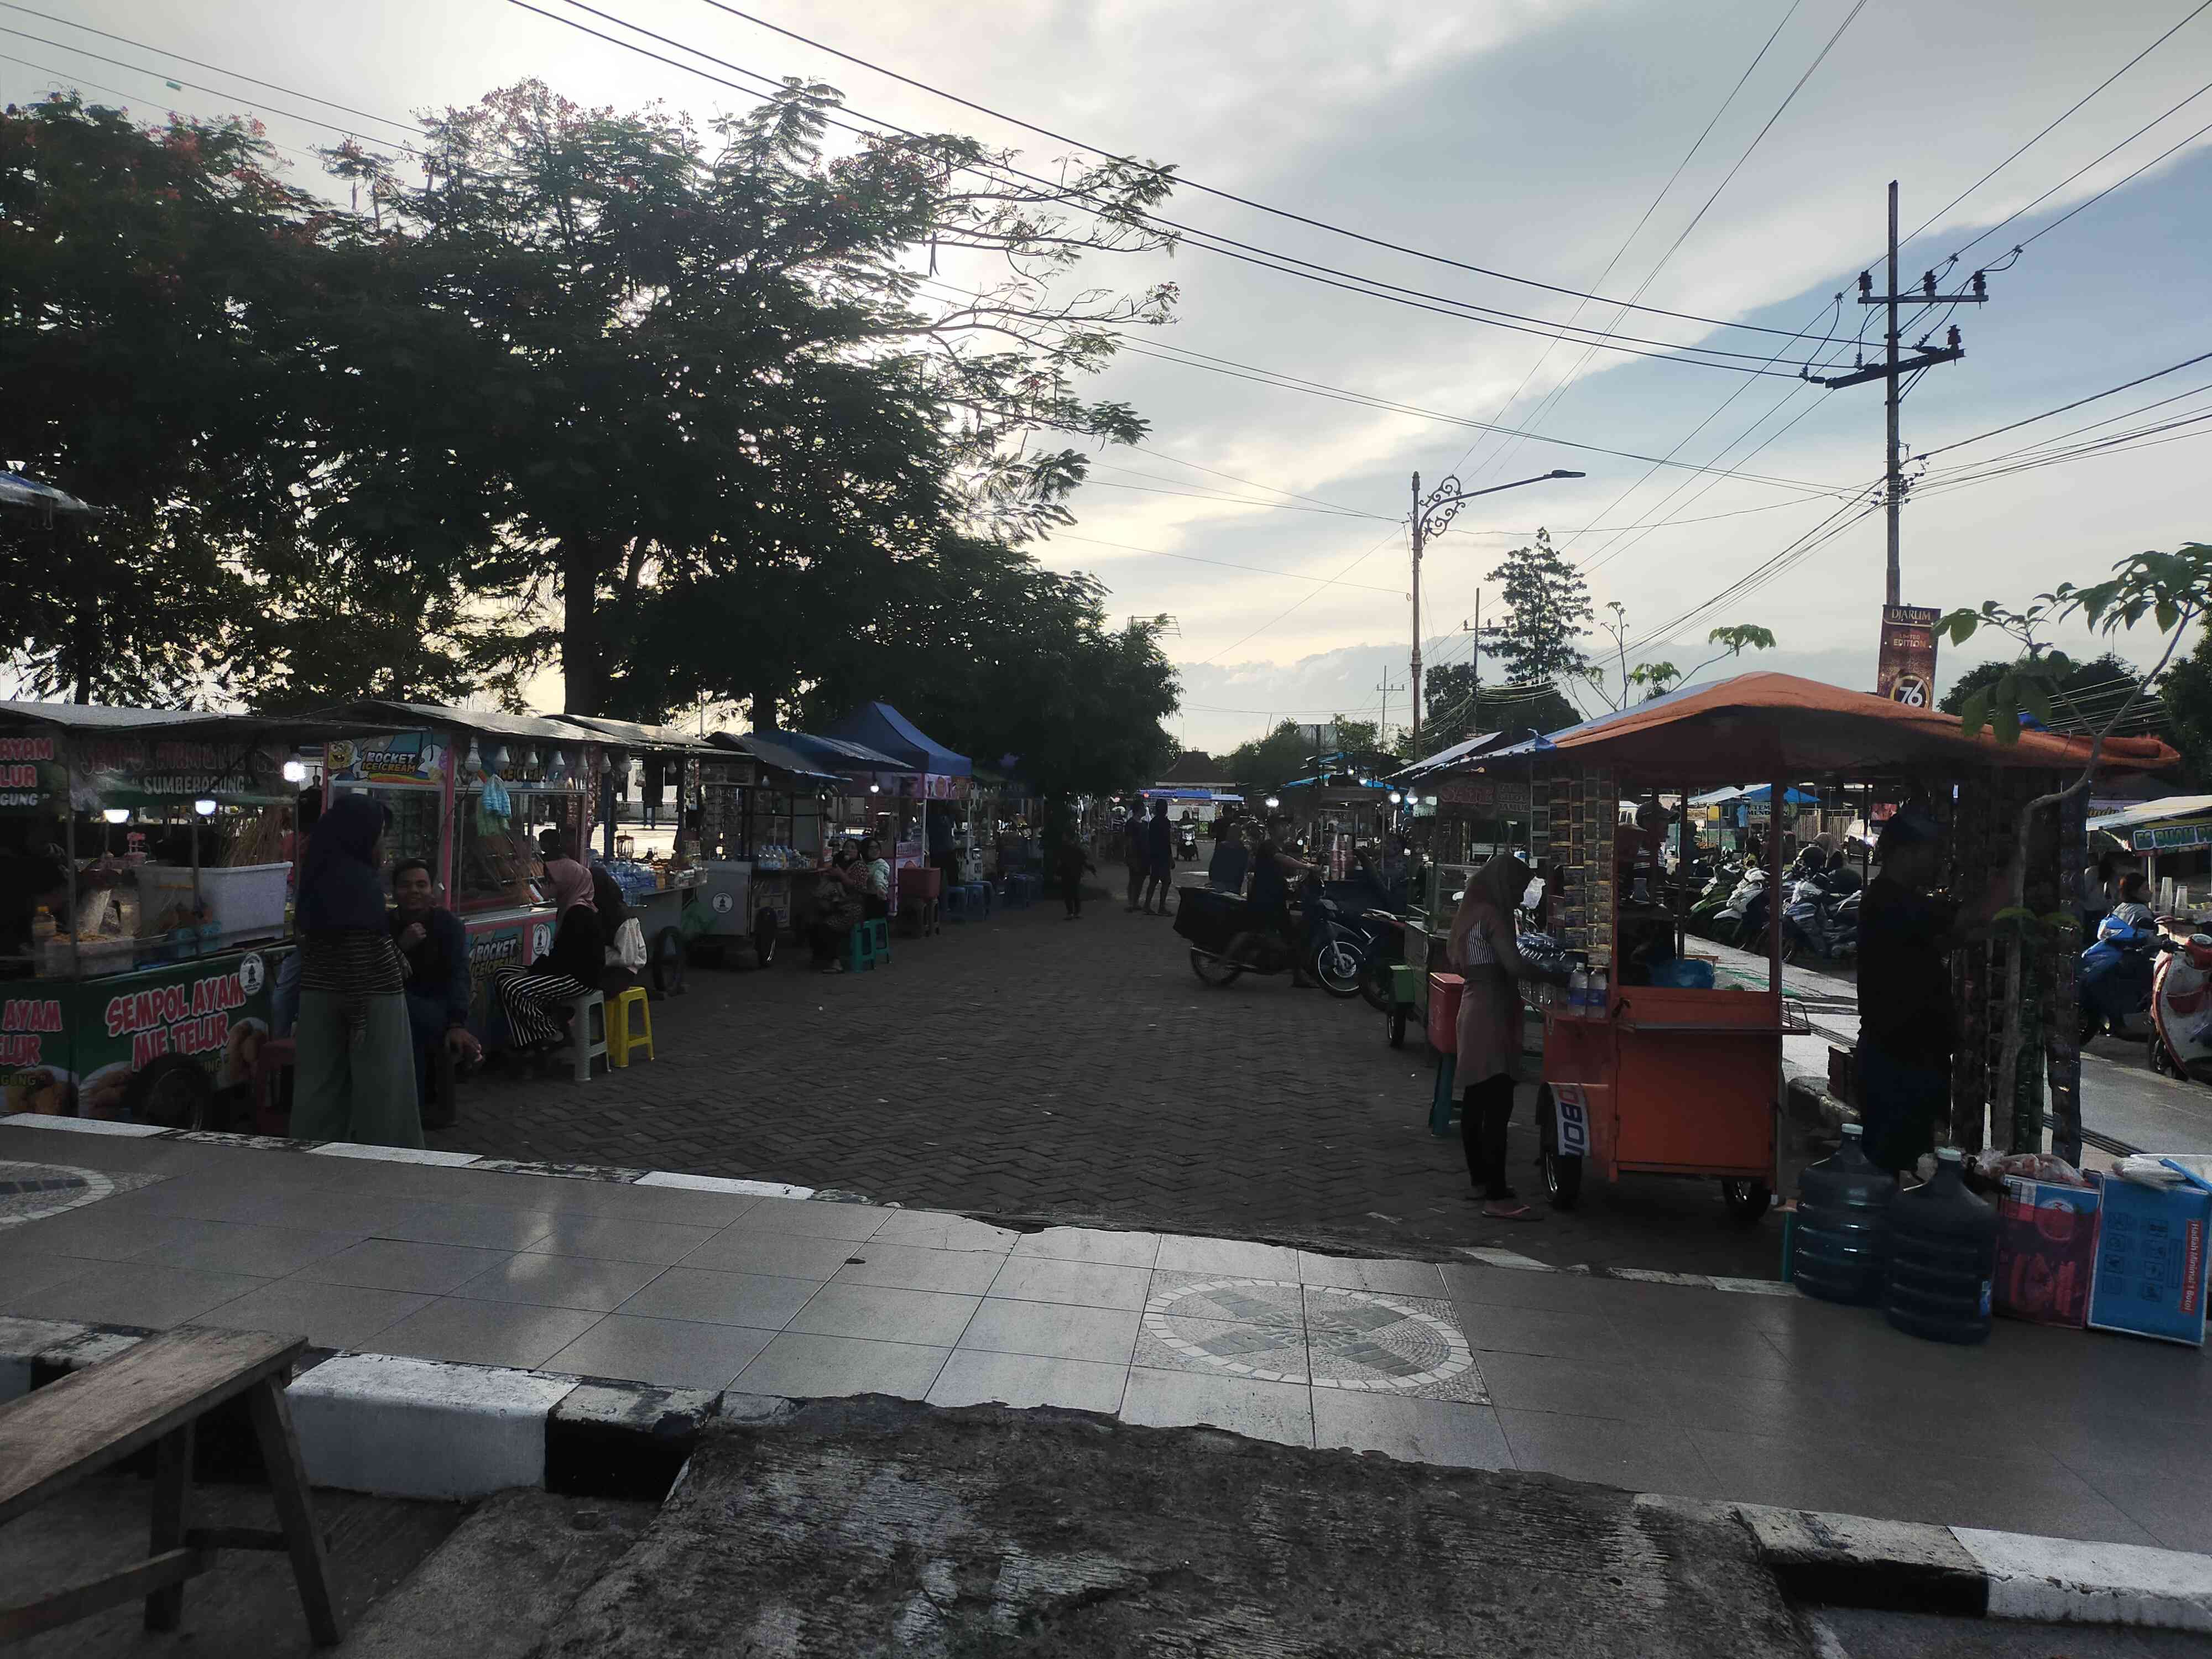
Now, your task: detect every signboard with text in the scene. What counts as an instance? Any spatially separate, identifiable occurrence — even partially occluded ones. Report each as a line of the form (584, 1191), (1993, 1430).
(1436, 776), (1531, 816)
(1876, 605), (1941, 708)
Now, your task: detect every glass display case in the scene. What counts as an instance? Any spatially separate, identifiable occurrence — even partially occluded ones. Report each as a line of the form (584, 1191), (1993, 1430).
(453, 787), (584, 911)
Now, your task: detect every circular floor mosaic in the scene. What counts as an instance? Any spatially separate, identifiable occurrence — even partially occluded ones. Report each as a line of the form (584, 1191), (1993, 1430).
(1141, 1276), (1478, 1395)
(0, 1161), (113, 1226)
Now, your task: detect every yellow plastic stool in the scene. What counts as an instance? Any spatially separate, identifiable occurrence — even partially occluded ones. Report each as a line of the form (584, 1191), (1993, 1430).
(608, 985), (655, 1067)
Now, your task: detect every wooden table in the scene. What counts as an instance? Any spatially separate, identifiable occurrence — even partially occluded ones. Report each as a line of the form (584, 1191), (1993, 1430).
(0, 1326), (340, 1646)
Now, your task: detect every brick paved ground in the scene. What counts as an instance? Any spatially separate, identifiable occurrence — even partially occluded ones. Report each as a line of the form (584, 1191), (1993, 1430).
(432, 875), (1781, 1277)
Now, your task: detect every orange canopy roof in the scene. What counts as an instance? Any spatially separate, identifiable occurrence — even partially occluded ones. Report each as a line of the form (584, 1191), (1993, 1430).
(1507, 672), (2177, 785)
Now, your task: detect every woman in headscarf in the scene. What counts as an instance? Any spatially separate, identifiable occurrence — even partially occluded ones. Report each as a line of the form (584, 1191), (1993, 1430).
(491, 856), (606, 1051)
(1446, 850), (1553, 1220)
(292, 794), (421, 1147)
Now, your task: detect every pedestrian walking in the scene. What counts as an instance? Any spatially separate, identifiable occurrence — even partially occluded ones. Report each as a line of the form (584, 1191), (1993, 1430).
(1447, 850), (1551, 1220)
(1056, 836), (1095, 919)
(290, 794), (421, 1149)
(1122, 807), (1147, 911)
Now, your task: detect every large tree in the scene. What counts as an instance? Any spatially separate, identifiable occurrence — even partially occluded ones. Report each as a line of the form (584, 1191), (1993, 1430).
(0, 97), (319, 702)
(1481, 529), (1593, 692)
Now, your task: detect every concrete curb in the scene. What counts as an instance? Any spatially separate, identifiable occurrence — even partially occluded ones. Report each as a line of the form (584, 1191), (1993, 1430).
(0, 1316), (743, 1504)
(1722, 1500), (2212, 1631)
(0, 1111), (818, 1201)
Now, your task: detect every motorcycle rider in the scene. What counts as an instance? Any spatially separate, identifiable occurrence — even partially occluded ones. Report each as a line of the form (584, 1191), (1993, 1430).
(1249, 816), (1321, 989)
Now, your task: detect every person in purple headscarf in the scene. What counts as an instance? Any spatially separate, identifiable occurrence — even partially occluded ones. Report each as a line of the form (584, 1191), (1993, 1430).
(491, 857), (606, 1052)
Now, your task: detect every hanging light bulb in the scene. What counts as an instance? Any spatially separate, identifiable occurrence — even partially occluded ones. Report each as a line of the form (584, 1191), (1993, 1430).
(281, 754), (307, 784)
(192, 799), (218, 816)
(463, 736), (484, 777)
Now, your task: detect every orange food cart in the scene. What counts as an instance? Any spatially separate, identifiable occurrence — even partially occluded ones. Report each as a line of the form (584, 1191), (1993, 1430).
(1467, 674), (2176, 1220)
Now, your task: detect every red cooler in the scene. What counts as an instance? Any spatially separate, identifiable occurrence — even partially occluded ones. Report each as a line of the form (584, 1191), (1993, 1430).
(1427, 972), (1464, 1053)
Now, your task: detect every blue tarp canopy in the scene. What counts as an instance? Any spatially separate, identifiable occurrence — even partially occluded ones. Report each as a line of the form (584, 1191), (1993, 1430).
(758, 727), (906, 773)
(823, 702), (971, 778)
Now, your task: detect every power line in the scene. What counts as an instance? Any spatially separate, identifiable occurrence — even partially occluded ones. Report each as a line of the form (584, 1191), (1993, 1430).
(1125, 444), (1371, 518)
(0, 2), (423, 138)
(0, 49), (325, 165)
(1917, 352), (2212, 460)
(2015, 109), (2212, 252)
(1903, 0), (2212, 252)
(531, 0), (1828, 378)
(679, 0), (1848, 343)
(1045, 531), (1405, 593)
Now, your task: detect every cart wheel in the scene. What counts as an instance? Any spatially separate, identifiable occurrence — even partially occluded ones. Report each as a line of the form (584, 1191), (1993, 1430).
(1536, 1086), (1582, 1211)
(752, 912), (779, 969)
(1191, 943), (1245, 987)
(126, 1055), (217, 1132)
(1387, 1007), (1408, 1048)
(651, 926), (688, 997)
(1720, 1178), (1772, 1225)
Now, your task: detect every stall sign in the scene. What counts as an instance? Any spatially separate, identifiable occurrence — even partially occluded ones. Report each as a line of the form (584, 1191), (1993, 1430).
(2, 953), (278, 1120)
(1875, 604), (1940, 708)
(1436, 776), (1531, 814)
(699, 760), (758, 788)
(2131, 820), (2212, 854)
(1552, 1084), (1592, 1160)
(327, 732), (449, 789)
(899, 774), (967, 802)
(0, 733), (64, 813)
(463, 917), (529, 1031)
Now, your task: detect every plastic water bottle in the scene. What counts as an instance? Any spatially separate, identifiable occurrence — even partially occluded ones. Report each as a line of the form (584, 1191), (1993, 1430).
(1791, 1123), (1898, 1305)
(1567, 966), (1589, 1018)
(1589, 967), (1609, 1017)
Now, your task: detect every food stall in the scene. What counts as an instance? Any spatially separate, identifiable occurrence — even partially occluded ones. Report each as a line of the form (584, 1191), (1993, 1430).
(821, 702), (973, 913)
(327, 703), (607, 1041)
(690, 731), (841, 966)
(2, 702), (352, 1128)
(1462, 674), (2175, 1218)
(550, 714), (723, 991)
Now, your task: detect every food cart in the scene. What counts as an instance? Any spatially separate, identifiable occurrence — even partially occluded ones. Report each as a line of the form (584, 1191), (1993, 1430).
(326, 702), (607, 1042)
(1460, 674), (2175, 1218)
(688, 731), (841, 967)
(2, 702), (356, 1128)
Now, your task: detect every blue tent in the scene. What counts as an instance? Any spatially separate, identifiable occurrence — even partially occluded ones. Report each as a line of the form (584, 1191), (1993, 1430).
(758, 728), (905, 773)
(824, 702), (972, 778)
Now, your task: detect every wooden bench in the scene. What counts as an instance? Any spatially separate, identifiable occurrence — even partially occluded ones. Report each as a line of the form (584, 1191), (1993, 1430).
(0, 1326), (340, 1646)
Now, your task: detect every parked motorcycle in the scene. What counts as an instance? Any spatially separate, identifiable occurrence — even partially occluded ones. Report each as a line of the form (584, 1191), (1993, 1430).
(2147, 919), (2212, 1081)
(1687, 858), (1746, 938)
(1781, 868), (1860, 963)
(2079, 910), (2159, 1045)
(1176, 823), (1198, 862)
(1710, 867), (1768, 948)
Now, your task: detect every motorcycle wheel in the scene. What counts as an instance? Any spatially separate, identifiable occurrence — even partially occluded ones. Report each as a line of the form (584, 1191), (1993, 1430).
(2079, 1009), (2103, 1047)
(1191, 941), (1245, 987)
(1357, 954), (1395, 1012)
(1314, 938), (1365, 999)
(2150, 1033), (2178, 1077)
(1720, 1178), (1772, 1225)
(1536, 1086), (1582, 1211)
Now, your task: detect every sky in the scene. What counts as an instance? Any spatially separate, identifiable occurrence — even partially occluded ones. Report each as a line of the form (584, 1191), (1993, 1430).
(7, 0), (2209, 755)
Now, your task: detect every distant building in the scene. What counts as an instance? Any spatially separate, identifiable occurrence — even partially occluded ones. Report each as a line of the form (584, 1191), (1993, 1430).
(1141, 750), (1241, 825)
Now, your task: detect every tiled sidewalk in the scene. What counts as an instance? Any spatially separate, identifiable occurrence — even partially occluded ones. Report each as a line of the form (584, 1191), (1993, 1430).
(2, 1119), (2207, 1551)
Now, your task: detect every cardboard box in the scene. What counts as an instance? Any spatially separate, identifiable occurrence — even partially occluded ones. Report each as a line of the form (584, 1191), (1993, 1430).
(2087, 1173), (2210, 1347)
(1994, 1176), (2100, 1328)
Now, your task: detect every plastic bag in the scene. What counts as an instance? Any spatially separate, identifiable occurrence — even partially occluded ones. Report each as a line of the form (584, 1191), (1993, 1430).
(610, 917), (647, 971)
(1970, 1149), (2089, 1189)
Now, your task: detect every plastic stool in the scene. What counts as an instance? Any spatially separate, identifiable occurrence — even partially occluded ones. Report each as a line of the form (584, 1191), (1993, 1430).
(566, 990), (608, 1083)
(608, 985), (654, 1067)
(969, 880), (994, 916)
(862, 917), (890, 964)
(942, 884), (969, 923)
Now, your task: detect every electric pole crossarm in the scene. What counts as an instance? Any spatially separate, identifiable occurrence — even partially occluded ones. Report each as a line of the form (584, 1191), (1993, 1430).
(1857, 293), (1989, 306)
(1812, 346), (1964, 389)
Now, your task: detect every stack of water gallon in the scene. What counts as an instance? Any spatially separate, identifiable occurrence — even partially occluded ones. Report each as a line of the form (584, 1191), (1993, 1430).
(1790, 1128), (2000, 1344)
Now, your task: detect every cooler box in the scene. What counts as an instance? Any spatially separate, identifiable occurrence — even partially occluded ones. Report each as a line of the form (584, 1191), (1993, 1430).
(1994, 1176), (2100, 1328)
(139, 862), (290, 944)
(2087, 1173), (2210, 1346)
(1426, 973), (1464, 1053)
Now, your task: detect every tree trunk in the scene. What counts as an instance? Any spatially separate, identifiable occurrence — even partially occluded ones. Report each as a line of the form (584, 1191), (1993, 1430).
(752, 683), (782, 732)
(561, 536), (609, 716)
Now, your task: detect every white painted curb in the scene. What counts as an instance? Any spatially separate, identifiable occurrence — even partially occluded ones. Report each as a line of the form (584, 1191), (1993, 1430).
(288, 1352), (574, 1501)
(1956, 1527), (2212, 1631)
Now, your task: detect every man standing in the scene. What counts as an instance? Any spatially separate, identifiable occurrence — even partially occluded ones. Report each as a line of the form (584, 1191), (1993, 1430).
(390, 859), (479, 1129)
(1140, 799), (1175, 914)
(1856, 807), (2003, 1176)
(1249, 817), (1320, 988)
(1122, 805), (1148, 912)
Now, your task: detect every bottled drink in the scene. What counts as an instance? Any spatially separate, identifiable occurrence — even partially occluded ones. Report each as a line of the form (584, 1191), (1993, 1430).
(1589, 967), (1609, 1017)
(1882, 1147), (1999, 1344)
(1567, 966), (1589, 1018)
(1791, 1123), (1897, 1305)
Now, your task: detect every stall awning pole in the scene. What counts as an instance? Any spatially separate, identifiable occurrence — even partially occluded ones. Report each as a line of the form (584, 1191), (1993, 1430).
(64, 737), (81, 984)
(1770, 775), (1787, 1198)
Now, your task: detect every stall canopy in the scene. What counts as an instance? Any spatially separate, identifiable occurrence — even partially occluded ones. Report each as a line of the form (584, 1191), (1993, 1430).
(1689, 784), (1820, 808)
(1473, 673), (2177, 781)
(549, 713), (722, 758)
(757, 728), (906, 774)
(823, 702), (971, 778)
(341, 700), (592, 748)
(1392, 731), (1510, 781)
(0, 702), (361, 805)
(0, 471), (100, 516)
(709, 731), (842, 785)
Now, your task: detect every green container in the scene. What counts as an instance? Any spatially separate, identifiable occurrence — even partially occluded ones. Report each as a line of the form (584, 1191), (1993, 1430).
(1389, 962), (1420, 1008)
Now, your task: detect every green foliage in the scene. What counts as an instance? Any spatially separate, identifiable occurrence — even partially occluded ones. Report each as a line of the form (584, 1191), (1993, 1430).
(1939, 651), (2140, 718)
(2159, 629), (2212, 789)
(1220, 721), (1322, 796)
(1481, 529), (1592, 686)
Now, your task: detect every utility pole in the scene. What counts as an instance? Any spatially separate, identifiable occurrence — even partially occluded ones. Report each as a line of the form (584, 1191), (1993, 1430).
(1808, 180), (1990, 605)
(1374, 675), (1405, 750)
(1469, 593), (1481, 737)
(1407, 468), (1585, 761)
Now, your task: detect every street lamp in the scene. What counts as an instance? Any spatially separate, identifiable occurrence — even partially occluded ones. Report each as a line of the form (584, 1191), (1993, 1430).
(1388, 790), (1403, 805)
(1407, 468), (1585, 757)
(1264, 795), (1281, 811)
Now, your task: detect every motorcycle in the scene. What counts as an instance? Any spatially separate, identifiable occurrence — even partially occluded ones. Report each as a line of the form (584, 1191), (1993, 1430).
(1176, 823), (1198, 862)
(2079, 910), (2161, 1045)
(1687, 858), (1745, 938)
(1710, 867), (1767, 949)
(1351, 909), (1410, 1011)
(2147, 919), (2212, 1081)
(1175, 886), (1366, 999)
(1782, 868), (1860, 963)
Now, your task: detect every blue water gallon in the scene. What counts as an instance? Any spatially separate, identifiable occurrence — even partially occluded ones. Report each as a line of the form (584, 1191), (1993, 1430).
(1791, 1123), (1898, 1305)
(1882, 1147), (1999, 1344)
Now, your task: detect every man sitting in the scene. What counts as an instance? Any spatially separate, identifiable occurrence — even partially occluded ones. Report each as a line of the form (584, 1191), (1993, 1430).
(390, 859), (479, 1128)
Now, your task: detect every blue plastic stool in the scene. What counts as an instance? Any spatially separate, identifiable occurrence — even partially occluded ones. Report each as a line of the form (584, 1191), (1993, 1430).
(844, 927), (876, 973)
(860, 917), (890, 965)
(942, 884), (969, 923)
(969, 881), (994, 916)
